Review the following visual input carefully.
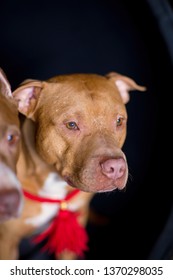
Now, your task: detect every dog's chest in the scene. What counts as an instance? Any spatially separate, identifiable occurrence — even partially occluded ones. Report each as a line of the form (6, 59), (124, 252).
(24, 172), (82, 228)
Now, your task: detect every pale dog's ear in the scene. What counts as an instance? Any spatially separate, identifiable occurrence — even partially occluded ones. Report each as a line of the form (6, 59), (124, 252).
(12, 79), (44, 119)
(106, 72), (146, 104)
(0, 68), (12, 98)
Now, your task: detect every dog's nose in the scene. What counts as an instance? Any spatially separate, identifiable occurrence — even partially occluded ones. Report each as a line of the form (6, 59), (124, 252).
(0, 188), (21, 218)
(101, 158), (126, 180)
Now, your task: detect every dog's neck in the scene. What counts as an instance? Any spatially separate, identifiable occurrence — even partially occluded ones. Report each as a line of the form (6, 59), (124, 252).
(16, 118), (63, 194)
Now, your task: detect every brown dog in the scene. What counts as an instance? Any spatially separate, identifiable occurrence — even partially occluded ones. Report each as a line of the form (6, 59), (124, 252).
(0, 69), (23, 222)
(0, 72), (145, 260)
(13, 72), (145, 192)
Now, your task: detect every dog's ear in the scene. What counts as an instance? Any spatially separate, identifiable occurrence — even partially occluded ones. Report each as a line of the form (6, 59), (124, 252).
(12, 79), (44, 119)
(106, 72), (146, 104)
(0, 68), (12, 98)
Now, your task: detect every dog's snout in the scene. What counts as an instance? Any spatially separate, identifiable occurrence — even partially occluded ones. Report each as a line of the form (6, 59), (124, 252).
(101, 158), (126, 180)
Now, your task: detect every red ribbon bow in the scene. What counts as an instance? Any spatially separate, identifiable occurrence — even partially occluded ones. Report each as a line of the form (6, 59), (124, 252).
(23, 189), (88, 258)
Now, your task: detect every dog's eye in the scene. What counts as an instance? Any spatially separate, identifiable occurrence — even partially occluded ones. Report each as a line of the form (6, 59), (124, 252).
(66, 121), (79, 130)
(116, 116), (124, 127)
(7, 133), (20, 146)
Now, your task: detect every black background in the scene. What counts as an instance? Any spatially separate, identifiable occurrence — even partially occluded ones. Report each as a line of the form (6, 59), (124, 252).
(1, 0), (172, 259)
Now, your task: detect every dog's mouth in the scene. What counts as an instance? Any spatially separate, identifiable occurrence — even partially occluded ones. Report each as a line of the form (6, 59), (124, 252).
(62, 154), (128, 193)
(64, 176), (75, 188)
(63, 172), (127, 193)
(64, 175), (92, 191)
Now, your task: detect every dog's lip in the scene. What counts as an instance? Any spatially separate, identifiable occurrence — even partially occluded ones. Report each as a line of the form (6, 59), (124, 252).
(64, 176), (87, 191)
(64, 176), (123, 192)
(64, 176), (75, 187)
(64, 173), (127, 192)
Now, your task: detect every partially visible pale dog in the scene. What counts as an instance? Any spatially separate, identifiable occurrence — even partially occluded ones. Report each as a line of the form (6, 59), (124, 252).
(0, 69), (23, 222)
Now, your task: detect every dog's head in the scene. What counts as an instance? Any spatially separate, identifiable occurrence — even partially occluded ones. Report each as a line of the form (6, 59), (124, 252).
(0, 68), (23, 221)
(13, 72), (145, 193)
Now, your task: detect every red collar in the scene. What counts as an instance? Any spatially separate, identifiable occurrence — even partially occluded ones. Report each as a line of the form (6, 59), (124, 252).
(23, 188), (80, 204)
(23, 188), (88, 258)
